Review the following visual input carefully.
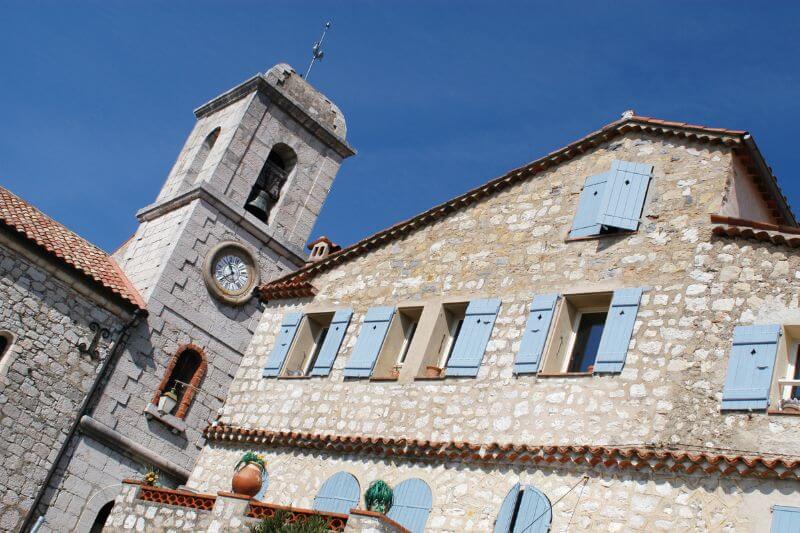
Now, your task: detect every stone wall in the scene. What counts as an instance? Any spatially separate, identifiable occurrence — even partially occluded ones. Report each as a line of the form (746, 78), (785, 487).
(0, 239), (127, 532)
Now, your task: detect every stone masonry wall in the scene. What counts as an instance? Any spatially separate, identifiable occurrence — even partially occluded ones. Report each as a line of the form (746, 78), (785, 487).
(0, 241), (126, 532)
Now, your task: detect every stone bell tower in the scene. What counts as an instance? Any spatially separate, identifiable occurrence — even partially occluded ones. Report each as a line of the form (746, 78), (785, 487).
(34, 64), (354, 532)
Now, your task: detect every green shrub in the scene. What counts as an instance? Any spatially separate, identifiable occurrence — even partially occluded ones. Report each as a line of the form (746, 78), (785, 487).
(250, 509), (329, 533)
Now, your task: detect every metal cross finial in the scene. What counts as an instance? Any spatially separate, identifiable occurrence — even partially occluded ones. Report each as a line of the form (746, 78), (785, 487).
(304, 21), (331, 81)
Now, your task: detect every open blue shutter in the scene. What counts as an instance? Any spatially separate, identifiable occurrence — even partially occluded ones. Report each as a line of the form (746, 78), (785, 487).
(309, 309), (353, 376)
(386, 478), (432, 533)
(446, 299), (501, 377)
(593, 288), (643, 374)
(514, 294), (558, 374)
(721, 324), (781, 411)
(597, 160), (653, 231)
(772, 505), (800, 533)
(343, 307), (394, 378)
(262, 312), (302, 377)
(493, 484), (521, 533)
(569, 172), (608, 238)
(512, 486), (552, 533)
(313, 471), (360, 515)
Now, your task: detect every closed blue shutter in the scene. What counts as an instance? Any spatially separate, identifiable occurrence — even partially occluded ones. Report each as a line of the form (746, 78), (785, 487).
(569, 172), (608, 238)
(343, 307), (395, 378)
(262, 312), (303, 377)
(493, 483), (521, 533)
(514, 294), (559, 374)
(593, 288), (643, 374)
(386, 478), (432, 533)
(313, 471), (360, 515)
(597, 160), (653, 231)
(254, 470), (270, 501)
(721, 324), (781, 411)
(309, 309), (353, 376)
(512, 486), (552, 533)
(772, 505), (800, 533)
(446, 299), (502, 377)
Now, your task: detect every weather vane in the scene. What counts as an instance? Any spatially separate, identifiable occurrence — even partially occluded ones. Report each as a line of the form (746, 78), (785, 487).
(304, 21), (331, 81)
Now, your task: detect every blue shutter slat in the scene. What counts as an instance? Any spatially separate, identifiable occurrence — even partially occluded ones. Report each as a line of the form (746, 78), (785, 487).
(514, 294), (559, 374)
(262, 312), (303, 377)
(593, 288), (643, 374)
(446, 299), (501, 377)
(569, 172), (608, 238)
(386, 478), (432, 533)
(772, 505), (800, 533)
(309, 309), (353, 376)
(512, 486), (552, 533)
(597, 159), (653, 231)
(493, 483), (521, 533)
(343, 307), (395, 378)
(313, 471), (360, 515)
(721, 324), (781, 411)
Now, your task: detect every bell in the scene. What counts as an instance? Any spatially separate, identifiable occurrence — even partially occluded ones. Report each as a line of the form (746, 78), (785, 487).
(245, 189), (272, 221)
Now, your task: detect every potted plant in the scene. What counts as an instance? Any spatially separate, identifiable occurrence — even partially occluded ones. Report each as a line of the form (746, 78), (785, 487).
(365, 480), (393, 513)
(143, 466), (160, 487)
(424, 365), (444, 378)
(232, 452), (266, 497)
(157, 386), (179, 414)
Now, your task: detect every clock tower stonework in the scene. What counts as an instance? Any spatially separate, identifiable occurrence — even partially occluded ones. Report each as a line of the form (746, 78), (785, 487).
(35, 64), (354, 532)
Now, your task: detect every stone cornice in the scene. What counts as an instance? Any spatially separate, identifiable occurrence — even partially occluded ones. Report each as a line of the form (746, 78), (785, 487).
(205, 423), (800, 482)
(135, 183), (307, 267)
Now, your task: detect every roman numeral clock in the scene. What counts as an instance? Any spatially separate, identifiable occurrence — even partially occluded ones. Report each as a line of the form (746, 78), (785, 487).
(202, 241), (260, 305)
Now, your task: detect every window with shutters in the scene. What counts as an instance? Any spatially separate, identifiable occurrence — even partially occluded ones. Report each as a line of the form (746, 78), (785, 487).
(568, 160), (653, 240)
(417, 302), (468, 378)
(282, 312), (335, 377)
(494, 484), (552, 533)
(540, 292), (612, 375)
(759, 324), (800, 415)
(371, 307), (423, 380)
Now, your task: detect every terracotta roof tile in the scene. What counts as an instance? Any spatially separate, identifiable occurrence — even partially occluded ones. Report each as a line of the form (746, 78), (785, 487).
(205, 423), (800, 482)
(0, 186), (145, 310)
(259, 114), (795, 300)
(711, 214), (800, 249)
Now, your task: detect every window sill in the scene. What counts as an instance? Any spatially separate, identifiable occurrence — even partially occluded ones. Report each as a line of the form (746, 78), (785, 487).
(536, 372), (593, 378)
(370, 376), (400, 382)
(768, 408), (800, 417)
(565, 231), (636, 243)
(278, 375), (312, 380)
(414, 375), (447, 381)
(144, 403), (187, 435)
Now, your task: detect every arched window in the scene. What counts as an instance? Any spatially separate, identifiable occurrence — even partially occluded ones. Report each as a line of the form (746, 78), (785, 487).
(313, 471), (360, 515)
(386, 478), (432, 533)
(151, 344), (207, 419)
(494, 483), (552, 533)
(187, 127), (221, 183)
(245, 143), (297, 223)
(88, 501), (114, 533)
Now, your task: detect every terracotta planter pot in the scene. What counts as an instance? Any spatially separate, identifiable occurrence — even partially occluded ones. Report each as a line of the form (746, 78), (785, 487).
(425, 366), (444, 378)
(231, 463), (263, 497)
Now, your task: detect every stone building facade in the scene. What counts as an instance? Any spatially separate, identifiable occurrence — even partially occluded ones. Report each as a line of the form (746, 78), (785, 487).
(133, 114), (800, 532)
(0, 63), (353, 532)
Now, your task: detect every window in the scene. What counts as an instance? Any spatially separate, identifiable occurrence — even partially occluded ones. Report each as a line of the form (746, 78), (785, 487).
(151, 344), (207, 419)
(386, 478), (432, 533)
(313, 472), (360, 515)
(187, 127), (220, 183)
(751, 324), (800, 413)
(418, 302), (467, 377)
(541, 293), (612, 375)
(569, 160), (653, 239)
(495, 484), (552, 533)
(245, 143), (298, 223)
(371, 307), (422, 379)
(282, 313), (334, 377)
(772, 505), (800, 531)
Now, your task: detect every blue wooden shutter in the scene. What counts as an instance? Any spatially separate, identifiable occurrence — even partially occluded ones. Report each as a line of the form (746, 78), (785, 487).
(343, 307), (395, 378)
(309, 309), (353, 376)
(386, 478), (432, 533)
(262, 312), (302, 377)
(721, 324), (781, 411)
(569, 172), (608, 238)
(254, 469), (270, 501)
(313, 471), (360, 515)
(514, 294), (559, 374)
(593, 288), (643, 374)
(493, 483), (521, 533)
(597, 160), (653, 231)
(512, 486), (552, 533)
(446, 299), (501, 377)
(772, 505), (800, 533)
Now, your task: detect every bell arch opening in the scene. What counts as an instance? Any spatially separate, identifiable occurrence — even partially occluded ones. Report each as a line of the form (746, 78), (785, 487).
(245, 143), (297, 223)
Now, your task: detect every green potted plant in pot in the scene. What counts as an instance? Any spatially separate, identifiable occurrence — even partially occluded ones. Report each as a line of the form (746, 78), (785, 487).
(365, 480), (393, 514)
(157, 386), (179, 415)
(232, 452), (267, 497)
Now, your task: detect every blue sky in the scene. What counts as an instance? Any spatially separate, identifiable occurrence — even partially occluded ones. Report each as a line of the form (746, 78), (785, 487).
(1, 1), (799, 252)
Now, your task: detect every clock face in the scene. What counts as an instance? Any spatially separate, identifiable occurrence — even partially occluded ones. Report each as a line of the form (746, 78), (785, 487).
(213, 254), (251, 294)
